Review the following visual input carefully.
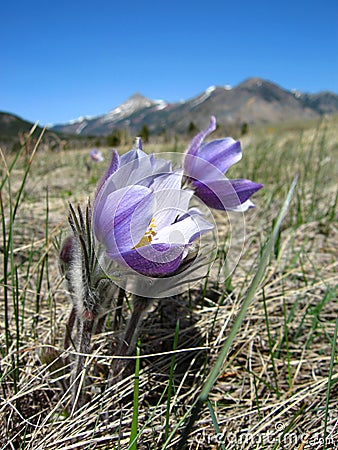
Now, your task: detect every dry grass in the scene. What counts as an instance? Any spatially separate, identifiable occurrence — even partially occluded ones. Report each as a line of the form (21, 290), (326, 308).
(1, 116), (337, 449)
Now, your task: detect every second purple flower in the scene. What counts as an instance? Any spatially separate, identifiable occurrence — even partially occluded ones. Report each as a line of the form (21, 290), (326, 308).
(184, 116), (263, 211)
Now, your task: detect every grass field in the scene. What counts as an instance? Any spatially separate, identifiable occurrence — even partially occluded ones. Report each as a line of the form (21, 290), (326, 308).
(1, 116), (337, 449)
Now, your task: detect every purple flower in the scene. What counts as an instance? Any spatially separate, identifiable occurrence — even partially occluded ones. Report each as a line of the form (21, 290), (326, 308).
(93, 145), (213, 277)
(184, 116), (263, 211)
(89, 148), (104, 162)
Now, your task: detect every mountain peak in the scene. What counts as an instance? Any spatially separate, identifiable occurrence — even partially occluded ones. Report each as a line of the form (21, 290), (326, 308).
(103, 93), (154, 123)
(128, 92), (151, 101)
(237, 77), (269, 89)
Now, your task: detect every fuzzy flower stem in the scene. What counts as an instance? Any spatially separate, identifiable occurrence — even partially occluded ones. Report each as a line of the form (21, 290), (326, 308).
(64, 305), (77, 353)
(72, 317), (94, 410)
(113, 287), (126, 333)
(109, 295), (154, 383)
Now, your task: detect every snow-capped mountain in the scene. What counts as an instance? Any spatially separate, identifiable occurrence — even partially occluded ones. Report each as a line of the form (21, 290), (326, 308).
(46, 78), (338, 136)
(101, 93), (155, 123)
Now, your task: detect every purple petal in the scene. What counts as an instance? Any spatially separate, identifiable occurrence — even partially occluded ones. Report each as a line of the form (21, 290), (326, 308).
(193, 178), (263, 211)
(134, 137), (143, 151)
(93, 185), (154, 254)
(120, 147), (146, 166)
(184, 153), (224, 183)
(96, 149), (119, 196)
(184, 139), (242, 181)
(198, 138), (242, 174)
(94, 152), (154, 222)
(186, 116), (216, 157)
(114, 243), (185, 277)
(115, 151), (153, 187)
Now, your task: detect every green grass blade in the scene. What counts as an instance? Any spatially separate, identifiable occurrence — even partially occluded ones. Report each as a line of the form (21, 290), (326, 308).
(323, 318), (338, 450)
(165, 319), (180, 440)
(207, 400), (226, 450)
(282, 295), (292, 390)
(262, 287), (281, 398)
(12, 128), (45, 221)
(0, 191), (11, 353)
(0, 123), (39, 191)
(129, 341), (141, 450)
(177, 175), (298, 448)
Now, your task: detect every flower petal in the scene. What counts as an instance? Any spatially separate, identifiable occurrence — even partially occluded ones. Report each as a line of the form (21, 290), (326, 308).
(115, 243), (185, 276)
(184, 153), (224, 182)
(186, 116), (216, 157)
(151, 172), (193, 228)
(229, 199), (256, 212)
(184, 139), (242, 182)
(198, 138), (242, 174)
(120, 147), (146, 166)
(96, 149), (119, 196)
(94, 151), (155, 220)
(154, 210), (214, 245)
(93, 185), (154, 254)
(193, 178), (263, 210)
(116, 150), (153, 186)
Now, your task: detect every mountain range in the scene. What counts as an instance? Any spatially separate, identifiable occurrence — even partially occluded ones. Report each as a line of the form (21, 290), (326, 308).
(1, 78), (338, 144)
(50, 77), (338, 136)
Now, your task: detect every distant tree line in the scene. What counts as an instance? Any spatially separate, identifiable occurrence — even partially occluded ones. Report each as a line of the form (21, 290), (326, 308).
(105, 120), (249, 149)
(2, 118), (251, 154)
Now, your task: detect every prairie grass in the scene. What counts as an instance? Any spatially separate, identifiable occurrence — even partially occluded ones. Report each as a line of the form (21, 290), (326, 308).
(0, 116), (337, 449)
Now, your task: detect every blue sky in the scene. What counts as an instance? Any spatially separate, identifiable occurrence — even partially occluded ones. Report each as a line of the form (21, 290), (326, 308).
(2, 0), (337, 125)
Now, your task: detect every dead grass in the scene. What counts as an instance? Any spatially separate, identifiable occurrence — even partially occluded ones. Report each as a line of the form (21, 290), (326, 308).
(0, 117), (337, 449)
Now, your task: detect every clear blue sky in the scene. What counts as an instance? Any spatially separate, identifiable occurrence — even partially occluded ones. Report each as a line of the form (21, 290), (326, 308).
(2, 0), (337, 125)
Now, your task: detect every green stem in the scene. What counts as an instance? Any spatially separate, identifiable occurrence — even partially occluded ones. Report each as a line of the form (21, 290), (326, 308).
(129, 341), (141, 450)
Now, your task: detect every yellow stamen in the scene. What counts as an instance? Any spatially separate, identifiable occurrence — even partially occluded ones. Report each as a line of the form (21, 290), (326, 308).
(134, 218), (157, 248)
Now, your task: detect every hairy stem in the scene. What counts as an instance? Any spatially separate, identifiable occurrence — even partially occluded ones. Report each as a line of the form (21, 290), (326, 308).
(109, 295), (154, 383)
(71, 318), (94, 411)
(64, 306), (77, 351)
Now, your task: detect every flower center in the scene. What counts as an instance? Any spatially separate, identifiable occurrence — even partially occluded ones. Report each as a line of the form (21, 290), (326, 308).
(134, 218), (157, 248)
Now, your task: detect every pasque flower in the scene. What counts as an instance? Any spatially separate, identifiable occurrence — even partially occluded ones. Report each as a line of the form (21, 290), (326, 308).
(184, 116), (263, 211)
(93, 142), (213, 277)
(89, 148), (104, 162)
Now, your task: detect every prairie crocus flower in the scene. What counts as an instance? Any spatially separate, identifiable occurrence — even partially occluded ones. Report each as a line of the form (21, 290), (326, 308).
(93, 145), (213, 277)
(184, 116), (263, 211)
(89, 148), (104, 162)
